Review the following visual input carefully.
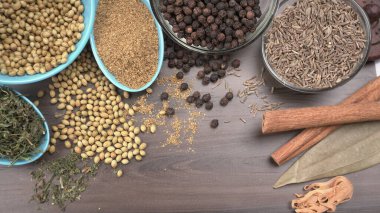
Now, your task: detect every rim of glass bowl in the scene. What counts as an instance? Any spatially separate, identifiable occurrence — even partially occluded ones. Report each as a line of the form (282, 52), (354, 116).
(150, 0), (279, 54)
(261, 0), (372, 93)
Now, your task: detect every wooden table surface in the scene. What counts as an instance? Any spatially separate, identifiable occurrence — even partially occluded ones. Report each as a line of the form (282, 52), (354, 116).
(1, 40), (380, 213)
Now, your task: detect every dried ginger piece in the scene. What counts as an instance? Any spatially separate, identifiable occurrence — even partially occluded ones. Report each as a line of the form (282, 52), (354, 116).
(291, 176), (353, 213)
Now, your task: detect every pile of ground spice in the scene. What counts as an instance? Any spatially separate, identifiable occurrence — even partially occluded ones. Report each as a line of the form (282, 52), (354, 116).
(94, 0), (158, 89)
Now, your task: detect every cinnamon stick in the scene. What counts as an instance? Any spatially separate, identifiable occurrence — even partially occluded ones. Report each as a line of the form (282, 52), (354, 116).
(262, 102), (380, 134)
(271, 76), (380, 166)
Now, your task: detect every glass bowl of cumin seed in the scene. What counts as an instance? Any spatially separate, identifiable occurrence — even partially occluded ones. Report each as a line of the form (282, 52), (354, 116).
(150, 0), (279, 54)
(262, 0), (371, 93)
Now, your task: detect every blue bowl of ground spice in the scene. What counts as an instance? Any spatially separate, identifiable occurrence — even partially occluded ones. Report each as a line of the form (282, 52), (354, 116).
(90, 0), (164, 93)
(0, 88), (50, 166)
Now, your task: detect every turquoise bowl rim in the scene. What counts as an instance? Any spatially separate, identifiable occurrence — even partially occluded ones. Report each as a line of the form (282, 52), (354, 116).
(0, 0), (96, 85)
(90, 0), (164, 93)
(0, 88), (50, 166)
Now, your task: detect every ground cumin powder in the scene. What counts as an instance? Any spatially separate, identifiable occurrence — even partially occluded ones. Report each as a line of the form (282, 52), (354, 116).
(94, 0), (158, 89)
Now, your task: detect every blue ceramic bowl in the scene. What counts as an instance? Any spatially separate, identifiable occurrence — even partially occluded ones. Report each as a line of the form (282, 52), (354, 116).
(0, 0), (96, 85)
(90, 0), (164, 93)
(0, 89), (50, 166)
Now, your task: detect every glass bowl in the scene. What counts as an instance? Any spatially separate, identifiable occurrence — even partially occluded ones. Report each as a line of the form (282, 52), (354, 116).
(262, 0), (372, 93)
(150, 0), (279, 54)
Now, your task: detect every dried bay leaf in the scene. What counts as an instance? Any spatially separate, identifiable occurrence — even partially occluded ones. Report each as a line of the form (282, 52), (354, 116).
(274, 121), (380, 188)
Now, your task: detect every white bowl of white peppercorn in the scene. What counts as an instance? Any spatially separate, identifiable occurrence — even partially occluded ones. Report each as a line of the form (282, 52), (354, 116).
(262, 0), (371, 93)
(0, 0), (96, 85)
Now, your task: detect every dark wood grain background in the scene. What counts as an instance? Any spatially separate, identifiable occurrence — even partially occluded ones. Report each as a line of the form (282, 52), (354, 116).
(1, 39), (379, 213)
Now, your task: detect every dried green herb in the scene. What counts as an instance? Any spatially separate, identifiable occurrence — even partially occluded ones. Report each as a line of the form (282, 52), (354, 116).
(31, 153), (98, 211)
(0, 87), (44, 163)
(274, 122), (380, 188)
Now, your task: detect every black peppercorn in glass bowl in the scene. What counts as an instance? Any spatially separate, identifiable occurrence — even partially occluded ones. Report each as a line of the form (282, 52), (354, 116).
(262, 0), (371, 93)
(150, 0), (279, 54)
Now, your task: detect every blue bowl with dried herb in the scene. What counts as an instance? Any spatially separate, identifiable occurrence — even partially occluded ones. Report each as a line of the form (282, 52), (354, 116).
(0, 87), (49, 166)
(90, 0), (164, 92)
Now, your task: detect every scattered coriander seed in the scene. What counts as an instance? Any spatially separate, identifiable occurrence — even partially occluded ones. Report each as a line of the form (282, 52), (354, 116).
(33, 100), (40, 107)
(210, 119), (219, 129)
(146, 88), (153, 94)
(37, 90), (45, 98)
(225, 92), (234, 101)
(220, 97), (229, 106)
(150, 124), (157, 133)
(117, 169), (123, 177)
(202, 76), (210, 85)
(210, 73), (219, 83)
(202, 93), (211, 103)
(180, 83), (189, 91)
(166, 107), (175, 116)
(186, 95), (195, 104)
(160, 92), (169, 101)
(123, 91), (130, 99)
(176, 71), (184, 79)
(231, 59), (241, 68)
(205, 102), (213, 110)
(195, 99), (204, 108)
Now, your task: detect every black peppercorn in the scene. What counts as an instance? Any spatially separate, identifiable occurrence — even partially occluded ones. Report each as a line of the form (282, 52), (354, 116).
(210, 119), (219, 128)
(180, 82), (189, 91)
(176, 71), (184, 79)
(193, 91), (201, 99)
(231, 59), (241, 68)
(225, 92), (234, 101)
(160, 92), (169, 101)
(217, 70), (226, 78)
(197, 70), (205, 79)
(183, 64), (191, 73)
(205, 102), (213, 110)
(202, 93), (211, 102)
(210, 73), (219, 83)
(166, 107), (175, 116)
(220, 97), (229, 106)
(186, 95), (195, 104)
(202, 76), (210, 85)
(195, 99), (204, 108)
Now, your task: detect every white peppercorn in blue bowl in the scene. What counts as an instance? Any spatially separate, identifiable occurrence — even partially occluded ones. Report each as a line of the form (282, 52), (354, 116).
(0, 0), (96, 85)
(90, 0), (165, 93)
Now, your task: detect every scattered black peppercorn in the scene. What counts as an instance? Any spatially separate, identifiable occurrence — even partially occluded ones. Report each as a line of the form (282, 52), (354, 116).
(220, 97), (229, 106)
(202, 93), (211, 102)
(197, 70), (205, 79)
(180, 82), (189, 91)
(186, 95), (195, 104)
(225, 92), (234, 101)
(166, 107), (175, 116)
(176, 71), (184, 79)
(218, 70), (226, 78)
(195, 99), (204, 108)
(210, 119), (219, 128)
(231, 59), (241, 68)
(160, 92), (169, 101)
(193, 91), (201, 99)
(202, 76), (210, 85)
(210, 73), (219, 83)
(205, 102), (213, 110)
